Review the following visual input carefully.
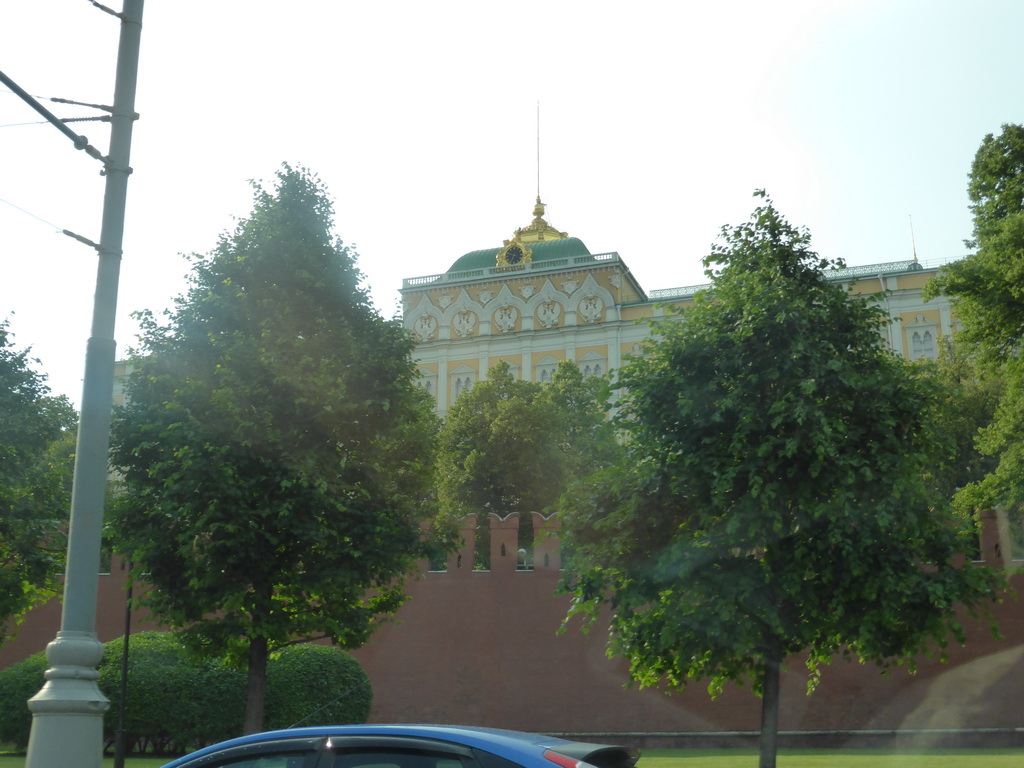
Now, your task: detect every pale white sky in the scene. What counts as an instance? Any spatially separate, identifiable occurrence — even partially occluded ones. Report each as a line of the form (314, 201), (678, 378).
(1, 0), (1021, 406)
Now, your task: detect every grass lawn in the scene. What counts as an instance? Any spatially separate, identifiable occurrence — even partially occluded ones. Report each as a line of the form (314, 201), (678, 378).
(1, 748), (1023, 768)
(640, 749), (1024, 767)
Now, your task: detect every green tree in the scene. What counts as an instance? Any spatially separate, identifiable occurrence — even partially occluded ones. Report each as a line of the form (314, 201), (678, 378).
(925, 124), (1024, 522)
(926, 124), (1024, 358)
(0, 320), (76, 643)
(559, 193), (1002, 768)
(920, 337), (1004, 504)
(541, 360), (620, 479)
(109, 166), (438, 735)
(954, 361), (1024, 531)
(436, 360), (617, 568)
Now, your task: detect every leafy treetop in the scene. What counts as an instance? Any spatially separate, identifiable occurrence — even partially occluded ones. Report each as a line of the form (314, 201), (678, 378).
(560, 193), (1001, 768)
(110, 165), (439, 732)
(437, 359), (615, 524)
(926, 124), (1024, 361)
(925, 124), (1024, 520)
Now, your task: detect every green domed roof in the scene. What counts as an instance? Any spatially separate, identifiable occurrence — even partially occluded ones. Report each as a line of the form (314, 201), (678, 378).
(447, 237), (591, 273)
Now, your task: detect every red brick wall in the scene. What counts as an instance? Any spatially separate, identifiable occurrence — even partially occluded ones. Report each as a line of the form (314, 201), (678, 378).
(0, 558), (158, 669)
(3, 511), (1021, 746)
(349, 512), (1024, 743)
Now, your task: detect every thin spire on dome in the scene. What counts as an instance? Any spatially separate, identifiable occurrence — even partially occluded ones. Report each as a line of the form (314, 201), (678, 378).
(909, 214), (919, 261)
(499, 102), (573, 256)
(507, 196), (568, 245)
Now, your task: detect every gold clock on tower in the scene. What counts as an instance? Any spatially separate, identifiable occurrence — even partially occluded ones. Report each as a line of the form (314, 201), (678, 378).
(497, 241), (532, 268)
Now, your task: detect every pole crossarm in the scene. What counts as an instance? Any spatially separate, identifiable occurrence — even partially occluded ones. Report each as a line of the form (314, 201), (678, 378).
(48, 96), (115, 111)
(62, 230), (101, 251)
(0, 69), (107, 161)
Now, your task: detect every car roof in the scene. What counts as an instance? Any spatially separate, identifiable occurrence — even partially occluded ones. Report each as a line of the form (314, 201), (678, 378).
(161, 724), (638, 768)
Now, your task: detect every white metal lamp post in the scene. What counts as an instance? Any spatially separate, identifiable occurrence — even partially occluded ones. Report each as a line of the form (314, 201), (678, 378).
(10, 3), (146, 767)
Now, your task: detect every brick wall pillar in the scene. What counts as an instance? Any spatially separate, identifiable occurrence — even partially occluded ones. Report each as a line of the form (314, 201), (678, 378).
(489, 512), (521, 575)
(533, 512), (561, 570)
(979, 509), (1003, 566)
(447, 514), (477, 575)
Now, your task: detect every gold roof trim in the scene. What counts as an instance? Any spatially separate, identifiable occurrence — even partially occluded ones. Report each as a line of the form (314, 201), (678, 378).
(505, 197), (568, 246)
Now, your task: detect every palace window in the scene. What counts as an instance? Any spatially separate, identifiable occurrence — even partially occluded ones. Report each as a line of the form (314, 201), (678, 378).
(577, 350), (608, 378)
(449, 365), (477, 403)
(535, 355), (560, 383)
(905, 314), (939, 361)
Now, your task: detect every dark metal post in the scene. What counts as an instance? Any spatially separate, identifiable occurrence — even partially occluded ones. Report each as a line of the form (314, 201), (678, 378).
(112, 562), (134, 768)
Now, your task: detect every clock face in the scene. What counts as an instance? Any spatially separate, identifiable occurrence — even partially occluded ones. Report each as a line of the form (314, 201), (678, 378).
(505, 245), (523, 264)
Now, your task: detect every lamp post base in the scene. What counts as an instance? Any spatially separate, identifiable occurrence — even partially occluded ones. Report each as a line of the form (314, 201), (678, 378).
(25, 630), (110, 768)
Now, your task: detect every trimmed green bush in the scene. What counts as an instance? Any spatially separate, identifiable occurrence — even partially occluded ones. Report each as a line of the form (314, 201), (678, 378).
(0, 649), (47, 748)
(0, 634), (371, 753)
(99, 631), (245, 754)
(264, 643), (371, 730)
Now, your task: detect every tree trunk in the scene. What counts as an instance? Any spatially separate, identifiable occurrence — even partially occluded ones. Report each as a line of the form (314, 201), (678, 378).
(759, 634), (782, 768)
(243, 635), (269, 735)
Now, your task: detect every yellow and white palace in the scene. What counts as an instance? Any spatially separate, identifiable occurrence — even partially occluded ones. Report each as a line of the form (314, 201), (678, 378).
(401, 198), (953, 413)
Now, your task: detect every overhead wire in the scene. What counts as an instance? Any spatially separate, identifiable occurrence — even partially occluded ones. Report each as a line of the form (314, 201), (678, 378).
(1, 86), (113, 128)
(2, 116), (110, 128)
(0, 79), (110, 247)
(0, 197), (63, 232)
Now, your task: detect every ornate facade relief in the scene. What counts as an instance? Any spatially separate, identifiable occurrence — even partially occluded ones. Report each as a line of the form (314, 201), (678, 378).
(403, 295), (442, 340)
(520, 284), (536, 299)
(561, 280), (579, 294)
(437, 295), (453, 309)
(453, 310), (477, 338)
(565, 274), (616, 326)
(478, 290), (494, 304)
(494, 303), (518, 333)
(537, 300), (561, 329)
(578, 295), (604, 324)
(414, 314), (438, 341)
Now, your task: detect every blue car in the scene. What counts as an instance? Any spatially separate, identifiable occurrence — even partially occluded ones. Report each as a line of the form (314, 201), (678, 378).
(160, 724), (640, 768)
